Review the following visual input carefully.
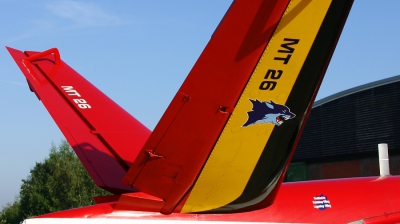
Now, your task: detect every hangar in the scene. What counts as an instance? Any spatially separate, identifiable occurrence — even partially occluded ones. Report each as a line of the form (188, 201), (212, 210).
(287, 75), (400, 181)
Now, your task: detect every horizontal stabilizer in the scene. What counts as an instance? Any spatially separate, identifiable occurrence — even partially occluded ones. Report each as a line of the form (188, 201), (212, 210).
(7, 47), (151, 194)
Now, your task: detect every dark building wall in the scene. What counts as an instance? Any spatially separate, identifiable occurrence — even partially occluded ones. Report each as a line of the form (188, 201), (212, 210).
(286, 156), (400, 182)
(285, 76), (400, 181)
(294, 80), (400, 162)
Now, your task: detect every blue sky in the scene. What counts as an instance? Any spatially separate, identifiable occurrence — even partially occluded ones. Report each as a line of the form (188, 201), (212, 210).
(1, 1), (400, 208)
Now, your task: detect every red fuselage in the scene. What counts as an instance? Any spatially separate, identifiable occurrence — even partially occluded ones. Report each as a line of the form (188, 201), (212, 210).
(32, 176), (400, 223)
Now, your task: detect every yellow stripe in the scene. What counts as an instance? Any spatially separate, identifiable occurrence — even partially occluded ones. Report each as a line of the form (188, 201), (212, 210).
(182, 0), (332, 213)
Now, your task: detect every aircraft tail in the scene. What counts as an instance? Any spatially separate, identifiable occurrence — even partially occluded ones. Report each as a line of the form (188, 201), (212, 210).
(7, 47), (151, 194)
(121, 0), (354, 214)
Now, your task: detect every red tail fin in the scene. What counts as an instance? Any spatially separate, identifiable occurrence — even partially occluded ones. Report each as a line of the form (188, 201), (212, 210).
(120, 0), (353, 214)
(7, 47), (150, 194)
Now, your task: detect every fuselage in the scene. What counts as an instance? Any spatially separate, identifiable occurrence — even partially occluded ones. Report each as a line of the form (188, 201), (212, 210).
(24, 176), (400, 223)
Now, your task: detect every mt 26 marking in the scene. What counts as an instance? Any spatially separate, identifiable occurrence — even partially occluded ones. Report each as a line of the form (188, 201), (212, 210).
(61, 86), (91, 109)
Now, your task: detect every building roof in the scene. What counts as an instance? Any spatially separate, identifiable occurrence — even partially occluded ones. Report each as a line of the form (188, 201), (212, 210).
(313, 74), (400, 108)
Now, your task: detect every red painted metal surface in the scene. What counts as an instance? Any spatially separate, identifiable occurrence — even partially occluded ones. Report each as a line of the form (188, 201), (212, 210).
(35, 176), (400, 223)
(122, 0), (290, 214)
(10, 0), (392, 222)
(114, 192), (163, 212)
(7, 47), (151, 194)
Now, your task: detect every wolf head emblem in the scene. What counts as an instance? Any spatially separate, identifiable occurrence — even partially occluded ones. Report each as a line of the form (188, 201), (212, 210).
(243, 99), (295, 127)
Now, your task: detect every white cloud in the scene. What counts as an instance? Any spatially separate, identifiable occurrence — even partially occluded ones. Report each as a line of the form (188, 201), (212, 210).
(3, 19), (56, 43)
(46, 1), (125, 27)
(0, 80), (25, 86)
(2, 1), (131, 43)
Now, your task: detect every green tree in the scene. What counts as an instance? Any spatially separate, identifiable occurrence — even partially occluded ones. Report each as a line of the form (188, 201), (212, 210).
(0, 199), (20, 224)
(0, 141), (109, 223)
